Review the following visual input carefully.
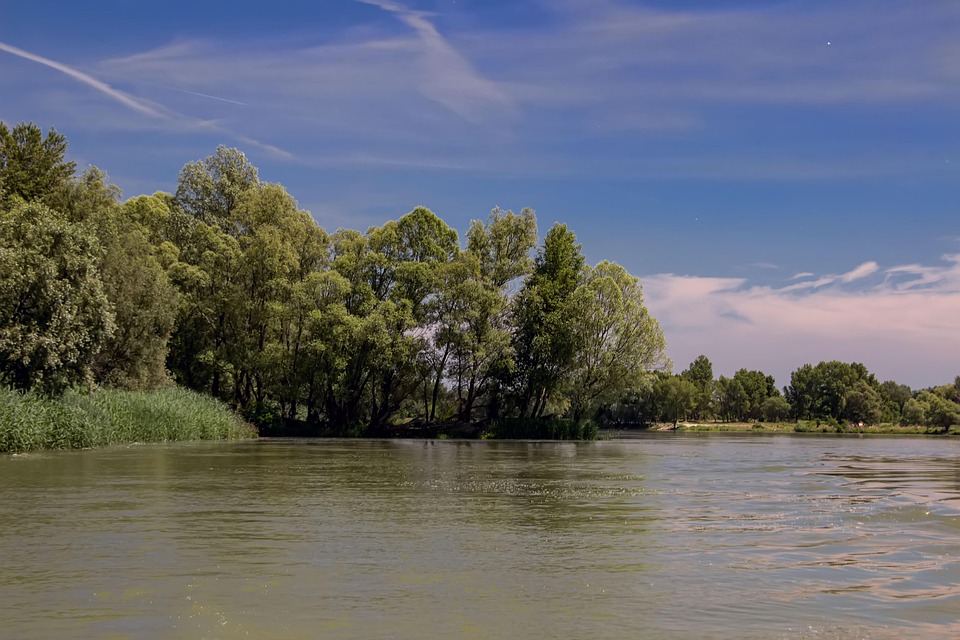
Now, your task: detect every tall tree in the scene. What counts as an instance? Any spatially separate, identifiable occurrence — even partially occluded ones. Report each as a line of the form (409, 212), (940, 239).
(512, 223), (585, 417)
(448, 207), (537, 422)
(566, 261), (667, 421)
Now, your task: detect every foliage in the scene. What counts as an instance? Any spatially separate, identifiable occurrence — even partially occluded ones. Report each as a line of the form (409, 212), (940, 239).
(511, 223), (586, 418)
(6, 121), (956, 441)
(0, 202), (114, 395)
(0, 122), (75, 207)
(566, 261), (668, 421)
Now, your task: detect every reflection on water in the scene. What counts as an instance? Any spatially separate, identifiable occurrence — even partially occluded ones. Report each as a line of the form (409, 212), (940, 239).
(0, 434), (958, 639)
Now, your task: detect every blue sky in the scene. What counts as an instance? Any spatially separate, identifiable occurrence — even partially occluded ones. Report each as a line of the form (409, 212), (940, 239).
(2, 0), (959, 388)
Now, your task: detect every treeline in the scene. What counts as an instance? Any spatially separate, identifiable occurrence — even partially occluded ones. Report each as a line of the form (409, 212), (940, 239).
(604, 355), (960, 431)
(0, 122), (668, 435)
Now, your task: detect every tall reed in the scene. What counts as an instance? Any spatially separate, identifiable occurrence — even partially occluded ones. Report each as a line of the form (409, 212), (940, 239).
(0, 386), (255, 453)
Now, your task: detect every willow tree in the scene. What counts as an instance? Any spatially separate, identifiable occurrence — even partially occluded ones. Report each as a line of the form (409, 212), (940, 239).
(566, 260), (667, 421)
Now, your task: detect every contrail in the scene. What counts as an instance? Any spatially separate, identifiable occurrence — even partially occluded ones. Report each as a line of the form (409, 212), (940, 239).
(0, 40), (166, 119)
(151, 82), (248, 106)
(0, 40), (292, 161)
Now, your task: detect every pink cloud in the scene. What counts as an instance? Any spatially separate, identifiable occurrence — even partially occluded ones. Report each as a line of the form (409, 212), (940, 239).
(643, 256), (960, 388)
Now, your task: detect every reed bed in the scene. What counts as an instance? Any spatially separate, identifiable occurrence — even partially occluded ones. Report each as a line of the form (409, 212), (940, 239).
(0, 386), (255, 453)
(491, 417), (599, 440)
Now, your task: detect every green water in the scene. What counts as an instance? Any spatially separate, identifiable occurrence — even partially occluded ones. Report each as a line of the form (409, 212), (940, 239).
(1, 434), (958, 639)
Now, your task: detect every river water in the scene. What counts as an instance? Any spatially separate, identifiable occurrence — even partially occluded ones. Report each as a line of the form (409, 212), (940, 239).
(1, 434), (958, 639)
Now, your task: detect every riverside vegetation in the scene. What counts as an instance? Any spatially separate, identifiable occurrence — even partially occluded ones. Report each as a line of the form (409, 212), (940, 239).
(1, 122), (957, 451)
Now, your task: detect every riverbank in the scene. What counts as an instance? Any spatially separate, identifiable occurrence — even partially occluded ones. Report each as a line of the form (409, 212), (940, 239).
(644, 421), (960, 435)
(0, 386), (256, 453)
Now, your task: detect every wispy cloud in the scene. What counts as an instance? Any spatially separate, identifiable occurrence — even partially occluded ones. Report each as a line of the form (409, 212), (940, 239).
(838, 261), (880, 283)
(0, 40), (291, 160)
(10, 0), (949, 179)
(644, 255), (960, 388)
(355, 0), (513, 124)
(0, 41), (166, 118)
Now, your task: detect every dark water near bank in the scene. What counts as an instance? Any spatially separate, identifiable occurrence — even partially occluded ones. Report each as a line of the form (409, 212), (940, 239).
(1, 434), (958, 639)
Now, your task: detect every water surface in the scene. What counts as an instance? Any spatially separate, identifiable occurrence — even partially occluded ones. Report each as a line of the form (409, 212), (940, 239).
(1, 434), (958, 639)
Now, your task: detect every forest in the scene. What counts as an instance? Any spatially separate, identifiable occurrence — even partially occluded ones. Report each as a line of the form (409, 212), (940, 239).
(1, 121), (958, 442)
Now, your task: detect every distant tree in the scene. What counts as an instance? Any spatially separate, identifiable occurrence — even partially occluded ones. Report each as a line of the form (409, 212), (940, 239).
(716, 375), (748, 422)
(659, 376), (698, 426)
(880, 380), (912, 421)
(760, 396), (791, 422)
(842, 380), (884, 425)
(682, 355), (715, 420)
(785, 361), (877, 421)
(682, 355), (713, 386)
(901, 398), (926, 426)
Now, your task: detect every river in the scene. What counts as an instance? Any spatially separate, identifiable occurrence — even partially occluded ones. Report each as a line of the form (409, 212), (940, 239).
(1, 434), (958, 639)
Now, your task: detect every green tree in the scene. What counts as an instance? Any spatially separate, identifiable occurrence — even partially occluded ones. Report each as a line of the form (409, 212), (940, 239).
(760, 396), (791, 422)
(880, 380), (912, 422)
(0, 202), (114, 395)
(682, 355), (715, 421)
(842, 380), (884, 425)
(175, 146), (260, 233)
(658, 376), (698, 426)
(0, 122), (75, 207)
(785, 361), (877, 421)
(716, 375), (748, 421)
(512, 223), (585, 417)
(566, 260), (667, 421)
(92, 219), (179, 389)
(449, 207), (537, 422)
(732, 368), (779, 421)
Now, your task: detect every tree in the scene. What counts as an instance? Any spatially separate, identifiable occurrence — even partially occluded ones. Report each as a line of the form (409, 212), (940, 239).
(0, 122), (76, 207)
(842, 380), (884, 425)
(716, 375), (748, 422)
(683, 355), (713, 388)
(760, 396), (791, 422)
(175, 146), (259, 233)
(682, 355), (715, 421)
(566, 260), (667, 421)
(732, 368), (779, 421)
(0, 202), (114, 395)
(880, 380), (912, 422)
(449, 207), (537, 422)
(92, 218), (179, 389)
(511, 223), (585, 418)
(658, 376), (698, 426)
(785, 361), (877, 421)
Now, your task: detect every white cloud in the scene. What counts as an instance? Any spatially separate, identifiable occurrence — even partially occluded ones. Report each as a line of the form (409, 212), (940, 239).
(643, 255), (960, 388)
(839, 261), (880, 283)
(355, 0), (513, 124)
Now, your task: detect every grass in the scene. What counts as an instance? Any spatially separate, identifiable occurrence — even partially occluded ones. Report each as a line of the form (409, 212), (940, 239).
(0, 386), (256, 453)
